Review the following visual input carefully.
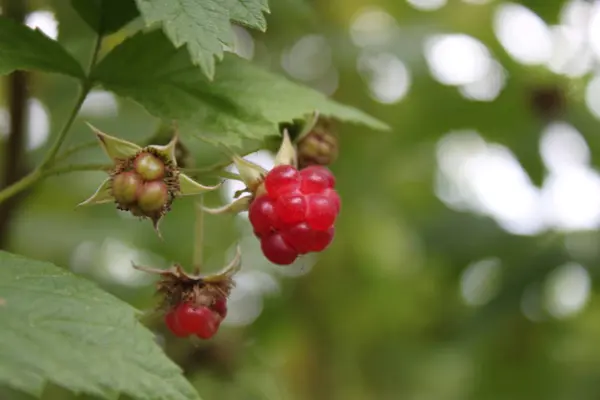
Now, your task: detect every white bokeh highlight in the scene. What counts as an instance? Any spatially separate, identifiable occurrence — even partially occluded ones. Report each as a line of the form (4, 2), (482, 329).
(424, 34), (493, 86)
(493, 3), (553, 65)
(81, 90), (119, 118)
(407, 0), (447, 12)
(460, 257), (502, 306)
(544, 263), (591, 319)
(27, 98), (50, 151)
(26, 10), (58, 40)
(357, 51), (411, 104)
(349, 7), (399, 48)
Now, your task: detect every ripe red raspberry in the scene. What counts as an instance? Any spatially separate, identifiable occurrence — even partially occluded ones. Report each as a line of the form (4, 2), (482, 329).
(261, 232), (298, 265)
(281, 223), (335, 254)
(312, 226), (335, 252)
(299, 166), (335, 194)
(305, 193), (337, 231)
(168, 302), (220, 339)
(248, 195), (278, 236)
(276, 193), (307, 224)
(249, 164), (340, 265)
(213, 297), (227, 318)
(164, 309), (187, 337)
(322, 188), (341, 213)
(264, 165), (300, 198)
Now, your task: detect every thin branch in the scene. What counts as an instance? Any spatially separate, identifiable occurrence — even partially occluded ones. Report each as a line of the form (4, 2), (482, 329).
(193, 197), (205, 273)
(0, 0), (28, 248)
(53, 140), (99, 165)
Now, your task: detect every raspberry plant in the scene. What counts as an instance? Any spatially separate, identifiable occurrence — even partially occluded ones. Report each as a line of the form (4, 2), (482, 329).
(0, 1), (388, 399)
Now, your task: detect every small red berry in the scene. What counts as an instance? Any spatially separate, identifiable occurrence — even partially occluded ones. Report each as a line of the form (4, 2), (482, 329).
(276, 193), (307, 224)
(213, 297), (227, 318)
(249, 195), (278, 236)
(137, 181), (169, 213)
(165, 309), (188, 337)
(322, 188), (341, 213)
(175, 303), (219, 339)
(299, 166), (335, 194)
(281, 222), (316, 254)
(261, 232), (298, 265)
(264, 165), (300, 198)
(311, 226), (335, 252)
(306, 194), (337, 231)
(134, 152), (165, 181)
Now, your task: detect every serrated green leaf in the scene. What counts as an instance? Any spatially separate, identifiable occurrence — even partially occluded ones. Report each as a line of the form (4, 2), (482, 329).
(228, 0), (270, 31)
(0, 251), (200, 400)
(91, 29), (388, 148)
(71, 0), (140, 35)
(0, 17), (84, 78)
(133, 0), (270, 79)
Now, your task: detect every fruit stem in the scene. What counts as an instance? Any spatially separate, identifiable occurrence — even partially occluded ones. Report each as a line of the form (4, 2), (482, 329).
(53, 140), (100, 165)
(42, 163), (112, 178)
(193, 196), (205, 273)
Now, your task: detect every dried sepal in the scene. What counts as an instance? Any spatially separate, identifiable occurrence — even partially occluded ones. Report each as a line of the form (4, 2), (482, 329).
(274, 129), (297, 167)
(201, 196), (251, 215)
(179, 173), (222, 196)
(147, 133), (179, 166)
(77, 177), (113, 206)
(86, 122), (141, 161)
(132, 245), (242, 311)
(232, 154), (267, 192)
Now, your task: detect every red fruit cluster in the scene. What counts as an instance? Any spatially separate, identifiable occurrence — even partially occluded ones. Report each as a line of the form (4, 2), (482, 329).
(164, 298), (227, 339)
(249, 165), (341, 265)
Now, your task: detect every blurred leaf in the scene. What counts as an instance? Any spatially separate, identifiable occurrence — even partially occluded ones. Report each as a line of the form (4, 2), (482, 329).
(71, 0), (140, 35)
(132, 0), (269, 79)
(0, 17), (84, 78)
(0, 251), (200, 400)
(91, 29), (388, 147)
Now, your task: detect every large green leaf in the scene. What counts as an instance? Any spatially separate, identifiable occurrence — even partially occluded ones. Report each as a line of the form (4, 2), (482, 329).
(133, 0), (270, 79)
(71, 0), (140, 35)
(91, 29), (388, 147)
(0, 17), (84, 78)
(0, 251), (200, 400)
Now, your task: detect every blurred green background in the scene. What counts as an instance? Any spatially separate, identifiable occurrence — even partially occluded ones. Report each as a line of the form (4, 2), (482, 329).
(3, 0), (600, 399)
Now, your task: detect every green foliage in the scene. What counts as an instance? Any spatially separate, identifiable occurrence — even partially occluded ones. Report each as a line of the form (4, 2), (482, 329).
(0, 17), (83, 78)
(91, 29), (388, 147)
(133, 0), (270, 79)
(71, 0), (140, 35)
(0, 251), (200, 400)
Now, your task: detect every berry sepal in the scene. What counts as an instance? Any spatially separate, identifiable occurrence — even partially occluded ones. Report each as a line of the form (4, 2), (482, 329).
(202, 129), (300, 217)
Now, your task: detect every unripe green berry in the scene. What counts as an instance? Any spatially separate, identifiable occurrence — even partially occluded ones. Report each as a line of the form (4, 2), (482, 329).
(112, 172), (142, 205)
(134, 152), (165, 181)
(138, 181), (169, 213)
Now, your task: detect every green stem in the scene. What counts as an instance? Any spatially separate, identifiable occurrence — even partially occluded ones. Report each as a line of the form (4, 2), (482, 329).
(53, 140), (99, 165)
(0, 33), (103, 205)
(42, 163), (111, 179)
(0, 170), (41, 204)
(38, 85), (91, 169)
(193, 197), (205, 273)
